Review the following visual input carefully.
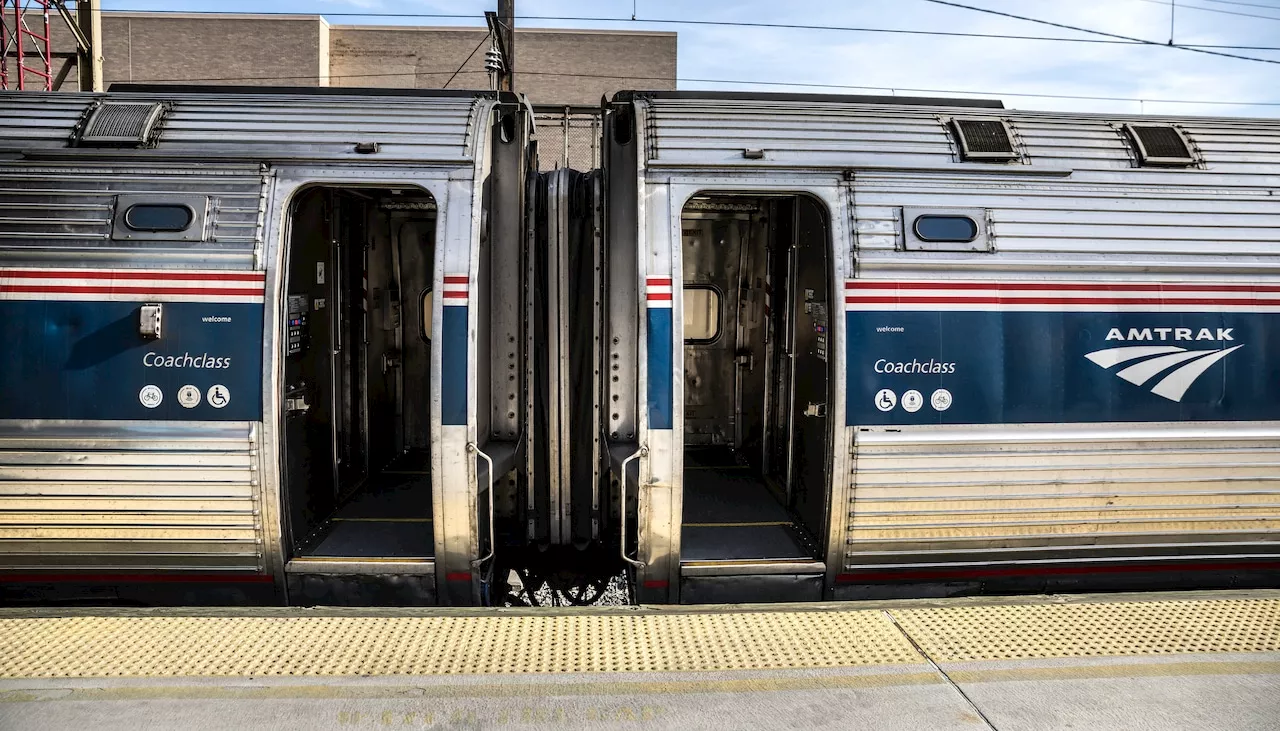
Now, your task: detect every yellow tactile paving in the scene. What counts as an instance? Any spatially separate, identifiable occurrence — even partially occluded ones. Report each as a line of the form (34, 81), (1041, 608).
(2, 598), (1277, 678)
(891, 599), (1280, 662)
(0, 610), (920, 678)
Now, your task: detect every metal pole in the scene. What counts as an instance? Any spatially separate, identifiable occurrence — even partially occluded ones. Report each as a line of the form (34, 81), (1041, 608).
(498, 0), (513, 91)
(76, 0), (100, 91)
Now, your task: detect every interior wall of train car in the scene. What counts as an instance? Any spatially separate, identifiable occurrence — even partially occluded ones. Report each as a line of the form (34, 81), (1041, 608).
(281, 186), (437, 596)
(679, 194), (832, 576)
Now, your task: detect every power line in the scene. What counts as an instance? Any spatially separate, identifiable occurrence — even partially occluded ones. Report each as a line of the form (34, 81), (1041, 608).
(93, 8), (1280, 52)
(104, 67), (1280, 109)
(1191, 0), (1280, 10)
(921, 0), (1280, 64)
(443, 32), (490, 89)
(1136, 0), (1280, 21)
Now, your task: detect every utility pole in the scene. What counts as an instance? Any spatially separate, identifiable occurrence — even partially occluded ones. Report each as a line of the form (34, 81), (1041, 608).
(498, 0), (513, 91)
(75, 0), (100, 90)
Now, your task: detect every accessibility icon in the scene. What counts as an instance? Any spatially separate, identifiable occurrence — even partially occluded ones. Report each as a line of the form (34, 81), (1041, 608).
(207, 385), (231, 409)
(901, 389), (924, 413)
(139, 385), (163, 409)
(874, 388), (897, 412)
(177, 385), (201, 409)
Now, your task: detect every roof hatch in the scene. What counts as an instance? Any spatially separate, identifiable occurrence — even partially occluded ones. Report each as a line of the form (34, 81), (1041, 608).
(948, 118), (1019, 162)
(78, 101), (168, 146)
(1124, 124), (1199, 167)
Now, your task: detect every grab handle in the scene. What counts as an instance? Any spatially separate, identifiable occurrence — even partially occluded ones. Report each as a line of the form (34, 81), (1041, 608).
(618, 445), (648, 569)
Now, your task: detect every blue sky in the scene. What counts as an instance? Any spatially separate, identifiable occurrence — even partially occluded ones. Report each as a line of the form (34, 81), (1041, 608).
(103, 0), (1280, 116)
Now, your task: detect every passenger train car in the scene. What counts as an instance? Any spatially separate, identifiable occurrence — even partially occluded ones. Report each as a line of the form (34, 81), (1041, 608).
(0, 86), (532, 605)
(596, 91), (1280, 603)
(0, 85), (1277, 606)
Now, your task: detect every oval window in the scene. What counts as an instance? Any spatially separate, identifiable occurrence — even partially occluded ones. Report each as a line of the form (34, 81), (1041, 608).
(913, 215), (978, 243)
(124, 204), (194, 232)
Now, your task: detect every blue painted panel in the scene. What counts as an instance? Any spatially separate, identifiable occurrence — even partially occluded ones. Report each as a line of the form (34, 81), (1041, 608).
(440, 305), (468, 426)
(846, 311), (1280, 425)
(647, 308), (673, 430)
(0, 300), (262, 421)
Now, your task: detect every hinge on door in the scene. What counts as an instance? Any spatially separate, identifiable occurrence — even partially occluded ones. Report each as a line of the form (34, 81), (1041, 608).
(804, 402), (827, 418)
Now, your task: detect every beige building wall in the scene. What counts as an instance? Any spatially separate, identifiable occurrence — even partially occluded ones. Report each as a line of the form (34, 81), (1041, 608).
(52, 12), (675, 105)
(55, 13), (329, 91)
(329, 26), (677, 105)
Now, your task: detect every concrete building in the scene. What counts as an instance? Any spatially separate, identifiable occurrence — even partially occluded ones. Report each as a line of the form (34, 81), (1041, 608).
(54, 12), (677, 106)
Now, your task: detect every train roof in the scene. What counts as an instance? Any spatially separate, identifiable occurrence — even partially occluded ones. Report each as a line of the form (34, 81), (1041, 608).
(612, 90), (1280, 180)
(0, 86), (507, 164)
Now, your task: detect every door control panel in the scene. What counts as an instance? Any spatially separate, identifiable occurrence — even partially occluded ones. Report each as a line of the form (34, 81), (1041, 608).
(287, 295), (310, 356)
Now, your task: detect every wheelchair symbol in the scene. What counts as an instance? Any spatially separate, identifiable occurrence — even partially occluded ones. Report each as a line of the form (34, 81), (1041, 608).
(207, 385), (231, 409)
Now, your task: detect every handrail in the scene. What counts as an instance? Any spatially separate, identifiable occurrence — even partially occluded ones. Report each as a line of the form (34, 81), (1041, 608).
(468, 442), (496, 569)
(618, 445), (648, 569)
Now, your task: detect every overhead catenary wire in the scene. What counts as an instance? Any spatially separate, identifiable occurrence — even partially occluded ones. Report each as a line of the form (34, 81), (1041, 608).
(104, 67), (1280, 109)
(920, 0), (1280, 64)
(95, 7), (1280, 52)
(1135, 0), (1280, 22)
(442, 32), (491, 89)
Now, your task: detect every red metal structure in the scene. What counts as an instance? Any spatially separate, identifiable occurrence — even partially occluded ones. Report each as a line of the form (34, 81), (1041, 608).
(0, 0), (53, 90)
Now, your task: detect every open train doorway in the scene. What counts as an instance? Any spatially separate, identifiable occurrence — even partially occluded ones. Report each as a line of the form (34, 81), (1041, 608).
(281, 186), (437, 604)
(679, 194), (832, 603)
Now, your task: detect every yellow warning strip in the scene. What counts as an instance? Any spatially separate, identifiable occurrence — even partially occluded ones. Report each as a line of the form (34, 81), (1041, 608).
(0, 598), (1276, 678)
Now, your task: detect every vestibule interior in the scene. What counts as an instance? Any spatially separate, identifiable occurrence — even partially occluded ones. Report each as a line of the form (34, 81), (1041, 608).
(681, 194), (831, 564)
(282, 186), (436, 562)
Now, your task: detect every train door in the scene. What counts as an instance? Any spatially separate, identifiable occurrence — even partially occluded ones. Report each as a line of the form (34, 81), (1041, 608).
(281, 186), (438, 605)
(677, 194), (829, 604)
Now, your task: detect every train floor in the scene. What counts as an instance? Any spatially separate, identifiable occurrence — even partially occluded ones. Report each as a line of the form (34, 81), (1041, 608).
(681, 446), (815, 562)
(297, 450), (434, 560)
(1, 590), (1276, 730)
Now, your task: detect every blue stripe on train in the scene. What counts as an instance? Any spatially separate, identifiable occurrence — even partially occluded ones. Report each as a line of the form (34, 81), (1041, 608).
(647, 308), (673, 430)
(845, 310), (1280, 425)
(440, 305), (468, 426)
(0, 300), (263, 421)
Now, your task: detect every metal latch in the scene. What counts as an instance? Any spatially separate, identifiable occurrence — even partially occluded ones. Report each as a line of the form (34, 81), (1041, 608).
(734, 349), (754, 371)
(804, 402), (827, 418)
(285, 396), (310, 415)
(139, 303), (162, 339)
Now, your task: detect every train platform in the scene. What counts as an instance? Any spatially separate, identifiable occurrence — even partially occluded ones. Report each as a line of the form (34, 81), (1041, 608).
(0, 590), (1277, 730)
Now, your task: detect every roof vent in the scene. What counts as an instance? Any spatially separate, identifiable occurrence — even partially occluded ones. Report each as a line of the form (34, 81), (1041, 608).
(78, 101), (168, 146)
(949, 118), (1019, 162)
(1124, 124), (1198, 167)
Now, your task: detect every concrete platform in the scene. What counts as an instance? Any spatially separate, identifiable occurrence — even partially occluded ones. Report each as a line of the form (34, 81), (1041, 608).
(1, 590), (1277, 730)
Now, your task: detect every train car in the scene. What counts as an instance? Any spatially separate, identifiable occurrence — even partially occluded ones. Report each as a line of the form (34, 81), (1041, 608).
(0, 85), (532, 606)
(597, 91), (1280, 604)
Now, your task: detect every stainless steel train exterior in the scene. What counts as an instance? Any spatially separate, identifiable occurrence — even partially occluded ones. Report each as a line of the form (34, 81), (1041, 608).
(597, 91), (1280, 604)
(0, 86), (532, 606)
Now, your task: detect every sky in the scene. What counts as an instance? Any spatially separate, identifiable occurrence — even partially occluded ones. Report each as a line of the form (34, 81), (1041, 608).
(100, 0), (1280, 117)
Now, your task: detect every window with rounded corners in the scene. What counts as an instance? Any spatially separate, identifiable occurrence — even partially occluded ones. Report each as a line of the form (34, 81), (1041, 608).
(420, 288), (433, 342)
(683, 286), (722, 343)
(123, 203), (194, 232)
(913, 215), (978, 243)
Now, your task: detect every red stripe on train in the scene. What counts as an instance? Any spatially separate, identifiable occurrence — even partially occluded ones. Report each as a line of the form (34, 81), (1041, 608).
(0, 572), (276, 584)
(647, 293), (673, 301)
(844, 296), (1278, 306)
(835, 560), (1280, 584)
(443, 276), (470, 284)
(845, 281), (1280, 293)
(1, 285), (265, 296)
(0, 270), (265, 282)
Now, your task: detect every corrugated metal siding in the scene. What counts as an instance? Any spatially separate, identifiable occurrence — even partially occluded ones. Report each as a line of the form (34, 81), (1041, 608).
(0, 423), (264, 572)
(639, 98), (1280, 182)
(846, 425), (1280, 571)
(852, 173), (1280, 271)
(0, 91), (484, 163)
(0, 163), (266, 268)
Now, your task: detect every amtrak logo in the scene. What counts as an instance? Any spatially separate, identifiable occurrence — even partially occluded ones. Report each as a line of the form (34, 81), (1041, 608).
(1084, 345), (1243, 402)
